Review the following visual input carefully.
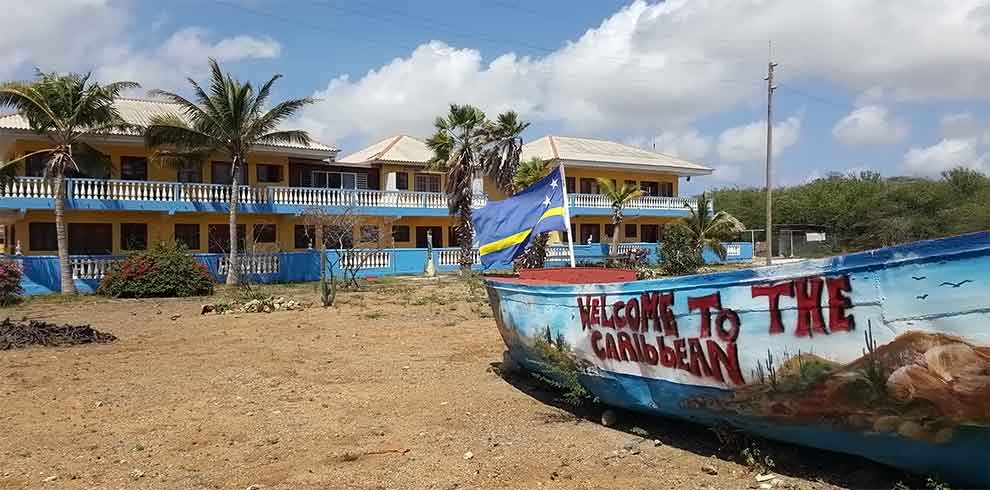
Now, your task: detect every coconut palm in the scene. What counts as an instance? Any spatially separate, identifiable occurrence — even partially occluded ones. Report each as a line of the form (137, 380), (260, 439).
(144, 58), (313, 284)
(596, 178), (645, 256)
(426, 104), (529, 272)
(513, 157), (552, 269)
(0, 71), (139, 294)
(681, 191), (739, 260)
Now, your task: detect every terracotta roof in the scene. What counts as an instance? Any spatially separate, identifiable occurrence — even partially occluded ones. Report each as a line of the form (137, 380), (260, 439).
(522, 135), (713, 176)
(337, 135), (432, 165)
(0, 98), (337, 155)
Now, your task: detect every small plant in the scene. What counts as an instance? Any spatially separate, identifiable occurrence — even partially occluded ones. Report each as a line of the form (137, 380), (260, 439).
(0, 259), (24, 306)
(741, 443), (776, 474)
(658, 223), (704, 276)
(98, 242), (214, 298)
(926, 477), (951, 490)
(861, 319), (888, 399)
(531, 330), (594, 406)
(765, 349), (778, 390)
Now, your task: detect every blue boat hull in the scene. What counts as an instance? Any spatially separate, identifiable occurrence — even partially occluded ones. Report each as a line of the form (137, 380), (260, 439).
(485, 232), (990, 486)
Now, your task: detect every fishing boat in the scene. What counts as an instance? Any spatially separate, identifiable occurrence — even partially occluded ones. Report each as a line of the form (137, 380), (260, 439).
(484, 232), (990, 486)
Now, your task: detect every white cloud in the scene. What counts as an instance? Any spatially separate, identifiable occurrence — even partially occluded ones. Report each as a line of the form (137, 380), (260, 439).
(903, 138), (988, 175)
(716, 115), (802, 162)
(832, 105), (909, 147)
(0, 2), (281, 91)
(626, 129), (712, 162)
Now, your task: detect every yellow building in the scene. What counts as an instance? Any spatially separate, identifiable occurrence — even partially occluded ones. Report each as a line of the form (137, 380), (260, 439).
(1, 98), (713, 263)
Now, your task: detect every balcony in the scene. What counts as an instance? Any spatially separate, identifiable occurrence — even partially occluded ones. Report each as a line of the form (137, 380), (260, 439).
(1, 177), (696, 217)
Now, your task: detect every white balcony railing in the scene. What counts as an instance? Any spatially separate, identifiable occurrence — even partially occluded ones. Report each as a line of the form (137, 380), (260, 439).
(568, 193), (697, 211)
(70, 256), (122, 280)
(437, 248), (479, 267)
(339, 249), (392, 270)
(1, 177), (454, 210)
(218, 253), (281, 275)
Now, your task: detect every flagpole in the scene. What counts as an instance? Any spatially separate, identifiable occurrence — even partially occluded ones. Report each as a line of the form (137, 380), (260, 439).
(557, 163), (577, 268)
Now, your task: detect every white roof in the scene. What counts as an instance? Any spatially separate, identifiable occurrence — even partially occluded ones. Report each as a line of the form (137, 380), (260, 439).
(337, 135), (432, 166)
(522, 135), (713, 176)
(0, 98), (337, 156)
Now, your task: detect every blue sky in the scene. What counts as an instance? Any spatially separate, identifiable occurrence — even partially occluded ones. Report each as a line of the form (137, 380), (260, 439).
(4, 1), (990, 194)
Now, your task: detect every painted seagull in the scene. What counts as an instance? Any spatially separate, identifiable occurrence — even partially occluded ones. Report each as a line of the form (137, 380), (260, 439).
(916, 294), (929, 300)
(911, 276), (926, 281)
(939, 280), (973, 288)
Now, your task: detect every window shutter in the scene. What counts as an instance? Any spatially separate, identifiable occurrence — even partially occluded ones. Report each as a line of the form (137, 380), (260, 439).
(356, 173), (369, 190)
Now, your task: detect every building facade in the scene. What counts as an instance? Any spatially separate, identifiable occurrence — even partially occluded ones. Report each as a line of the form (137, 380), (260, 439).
(1, 98), (722, 280)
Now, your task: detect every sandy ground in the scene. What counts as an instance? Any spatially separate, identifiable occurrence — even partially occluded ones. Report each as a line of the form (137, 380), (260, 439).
(0, 277), (924, 490)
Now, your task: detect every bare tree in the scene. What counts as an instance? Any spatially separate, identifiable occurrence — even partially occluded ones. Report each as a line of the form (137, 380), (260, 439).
(301, 207), (394, 307)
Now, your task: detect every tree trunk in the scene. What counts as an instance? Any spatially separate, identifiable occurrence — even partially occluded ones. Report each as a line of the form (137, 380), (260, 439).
(457, 221), (474, 273)
(226, 162), (240, 285)
(609, 212), (622, 257)
(53, 172), (77, 294)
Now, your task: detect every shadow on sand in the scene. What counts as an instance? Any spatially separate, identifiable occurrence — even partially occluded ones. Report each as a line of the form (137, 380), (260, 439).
(490, 360), (939, 490)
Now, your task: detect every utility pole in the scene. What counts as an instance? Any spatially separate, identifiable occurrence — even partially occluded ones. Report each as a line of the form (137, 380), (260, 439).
(764, 47), (777, 266)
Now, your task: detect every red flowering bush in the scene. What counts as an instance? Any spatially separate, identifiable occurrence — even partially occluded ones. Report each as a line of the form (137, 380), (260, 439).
(98, 242), (214, 298)
(0, 259), (24, 306)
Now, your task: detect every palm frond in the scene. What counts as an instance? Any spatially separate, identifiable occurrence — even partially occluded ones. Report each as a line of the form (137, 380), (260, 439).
(257, 130), (311, 147)
(245, 97), (314, 143)
(144, 114), (217, 150)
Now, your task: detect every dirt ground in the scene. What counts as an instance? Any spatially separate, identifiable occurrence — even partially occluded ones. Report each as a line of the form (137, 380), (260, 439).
(0, 277), (925, 490)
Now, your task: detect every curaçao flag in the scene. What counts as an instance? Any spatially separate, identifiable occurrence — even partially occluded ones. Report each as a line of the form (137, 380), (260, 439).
(473, 165), (571, 269)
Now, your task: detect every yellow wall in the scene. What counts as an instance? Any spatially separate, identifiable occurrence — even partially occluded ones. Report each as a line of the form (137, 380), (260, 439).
(378, 163), (446, 192)
(8, 139), (292, 186)
(480, 166), (680, 199)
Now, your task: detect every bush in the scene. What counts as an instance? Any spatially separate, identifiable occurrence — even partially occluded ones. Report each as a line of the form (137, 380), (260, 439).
(604, 248), (650, 269)
(658, 223), (704, 276)
(0, 259), (24, 306)
(98, 242), (214, 298)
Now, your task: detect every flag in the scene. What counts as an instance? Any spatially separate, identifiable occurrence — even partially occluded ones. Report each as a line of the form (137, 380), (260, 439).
(473, 165), (569, 269)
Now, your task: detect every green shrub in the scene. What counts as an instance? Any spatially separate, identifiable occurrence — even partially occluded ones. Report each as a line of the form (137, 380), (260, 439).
(0, 259), (24, 306)
(658, 223), (704, 276)
(98, 242), (214, 298)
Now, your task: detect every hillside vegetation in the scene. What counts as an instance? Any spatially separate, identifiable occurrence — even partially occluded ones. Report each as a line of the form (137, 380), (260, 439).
(712, 167), (990, 252)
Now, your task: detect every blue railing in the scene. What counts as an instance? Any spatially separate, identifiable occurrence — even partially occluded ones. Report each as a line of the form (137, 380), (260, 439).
(9, 242), (754, 296)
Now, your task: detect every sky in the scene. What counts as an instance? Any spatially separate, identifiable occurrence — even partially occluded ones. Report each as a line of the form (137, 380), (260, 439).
(4, 0), (990, 194)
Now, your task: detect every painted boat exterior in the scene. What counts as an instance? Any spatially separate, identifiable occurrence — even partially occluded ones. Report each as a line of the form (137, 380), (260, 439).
(485, 232), (990, 486)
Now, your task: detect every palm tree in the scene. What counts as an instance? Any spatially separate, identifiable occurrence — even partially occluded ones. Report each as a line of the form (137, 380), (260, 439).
(0, 71), (139, 294)
(681, 191), (739, 260)
(426, 104), (529, 272)
(596, 178), (645, 256)
(144, 58), (313, 285)
(513, 157), (551, 269)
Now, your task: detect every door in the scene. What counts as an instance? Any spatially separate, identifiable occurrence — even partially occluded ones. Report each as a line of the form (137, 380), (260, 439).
(579, 224), (601, 244)
(415, 226), (443, 248)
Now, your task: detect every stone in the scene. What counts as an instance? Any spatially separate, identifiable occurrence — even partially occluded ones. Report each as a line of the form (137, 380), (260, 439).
(701, 463), (718, 475)
(600, 409), (618, 427)
(463, 451), (474, 460)
(201, 304), (214, 315)
(756, 473), (777, 482)
(130, 469), (145, 480)
(43, 476), (58, 482)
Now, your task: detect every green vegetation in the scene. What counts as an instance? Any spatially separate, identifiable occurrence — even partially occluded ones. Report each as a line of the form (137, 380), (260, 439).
(98, 242), (214, 298)
(656, 223), (705, 276)
(713, 168), (990, 251)
(1, 71), (139, 294)
(595, 178), (645, 256)
(0, 259), (24, 306)
(531, 326), (594, 406)
(144, 58), (314, 285)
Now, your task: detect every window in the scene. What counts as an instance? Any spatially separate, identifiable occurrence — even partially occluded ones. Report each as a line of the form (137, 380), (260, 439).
(294, 225), (315, 249)
(579, 224), (601, 244)
(605, 224), (615, 240)
(68, 223), (113, 255)
(207, 224), (246, 253)
(392, 225), (410, 242)
(641, 224), (660, 243)
(120, 223), (148, 250)
(414, 173), (441, 193)
(25, 154), (47, 177)
(313, 171), (357, 189)
(395, 172), (409, 190)
(177, 163), (202, 183)
(120, 156), (148, 181)
(174, 224), (201, 250)
(211, 161), (247, 185)
(579, 178), (598, 194)
(640, 181), (659, 196)
(29, 222), (57, 251)
(660, 182), (674, 197)
(625, 224), (638, 239)
(360, 225), (379, 242)
(256, 164), (283, 183)
(323, 225), (353, 249)
(565, 177), (575, 193)
(253, 224), (277, 243)
(625, 179), (637, 189)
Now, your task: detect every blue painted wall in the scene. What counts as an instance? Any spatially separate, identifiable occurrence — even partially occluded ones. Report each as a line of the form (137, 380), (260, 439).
(9, 242), (754, 296)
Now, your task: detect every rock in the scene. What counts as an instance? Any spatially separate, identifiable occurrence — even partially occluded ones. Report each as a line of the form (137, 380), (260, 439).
(170, 314), (181, 321)
(245, 485), (262, 490)
(463, 451), (474, 460)
(897, 420), (926, 440)
(130, 469), (145, 480)
(872, 415), (900, 433)
(43, 475), (58, 482)
(887, 364), (966, 416)
(628, 448), (641, 455)
(759, 483), (773, 489)
(701, 463), (718, 475)
(756, 473), (777, 482)
(600, 409), (618, 427)
(653, 439), (663, 447)
(924, 343), (985, 382)
(201, 304), (214, 315)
